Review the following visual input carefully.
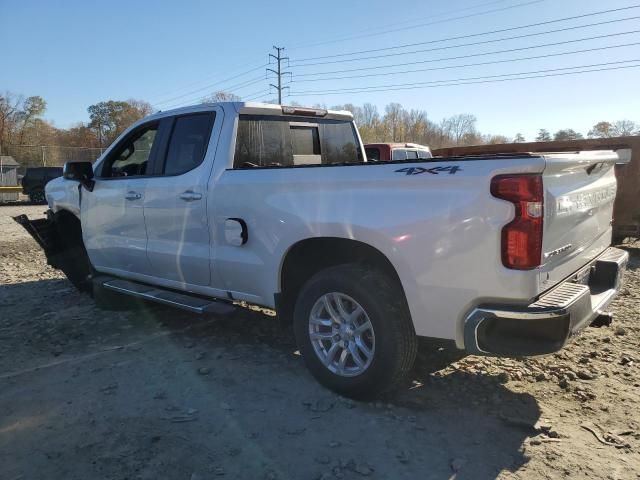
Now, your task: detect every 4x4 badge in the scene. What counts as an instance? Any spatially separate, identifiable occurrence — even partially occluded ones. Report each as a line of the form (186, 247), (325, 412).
(395, 166), (462, 175)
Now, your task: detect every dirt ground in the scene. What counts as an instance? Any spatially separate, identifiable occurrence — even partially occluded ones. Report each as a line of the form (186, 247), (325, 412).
(0, 204), (638, 480)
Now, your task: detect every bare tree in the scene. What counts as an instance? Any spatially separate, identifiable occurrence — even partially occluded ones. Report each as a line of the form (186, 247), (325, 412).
(611, 120), (638, 137)
(383, 103), (405, 142)
(201, 91), (241, 103)
(0, 92), (24, 149)
(442, 114), (477, 145)
(361, 103), (380, 127)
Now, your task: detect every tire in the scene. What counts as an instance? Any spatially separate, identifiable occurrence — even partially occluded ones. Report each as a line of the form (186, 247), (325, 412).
(293, 264), (417, 399)
(29, 188), (46, 204)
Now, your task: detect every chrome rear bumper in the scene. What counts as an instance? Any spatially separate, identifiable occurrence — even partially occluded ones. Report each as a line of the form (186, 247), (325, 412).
(464, 247), (629, 356)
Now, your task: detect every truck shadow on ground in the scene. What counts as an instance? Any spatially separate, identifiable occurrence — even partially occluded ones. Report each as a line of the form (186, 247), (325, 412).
(1, 278), (540, 479)
(619, 242), (640, 271)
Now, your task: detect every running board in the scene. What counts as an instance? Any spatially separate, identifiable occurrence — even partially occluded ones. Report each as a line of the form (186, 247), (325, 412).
(101, 278), (236, 315)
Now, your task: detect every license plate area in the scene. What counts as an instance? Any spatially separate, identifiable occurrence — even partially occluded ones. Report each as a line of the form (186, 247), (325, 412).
(571, 264), (592, 287)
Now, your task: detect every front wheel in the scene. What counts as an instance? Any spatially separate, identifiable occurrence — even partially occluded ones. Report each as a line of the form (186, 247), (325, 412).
(29, 188), (46, 204)
(293, 264), (417, 398)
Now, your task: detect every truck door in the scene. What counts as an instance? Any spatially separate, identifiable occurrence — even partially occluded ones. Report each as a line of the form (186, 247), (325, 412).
(142, 110), (220, 287)
(82, 121), (161, 276)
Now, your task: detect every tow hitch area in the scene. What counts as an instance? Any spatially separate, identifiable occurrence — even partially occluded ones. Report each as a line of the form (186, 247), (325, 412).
(590, 311), (614, 328)
(12, 213), (63, 269)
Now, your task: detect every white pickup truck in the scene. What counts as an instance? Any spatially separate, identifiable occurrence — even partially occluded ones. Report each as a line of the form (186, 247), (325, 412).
(15, 102), (629, 397)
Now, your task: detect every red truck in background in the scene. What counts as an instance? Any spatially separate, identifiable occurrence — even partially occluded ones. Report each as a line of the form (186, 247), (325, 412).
(364, 143), (432, 161)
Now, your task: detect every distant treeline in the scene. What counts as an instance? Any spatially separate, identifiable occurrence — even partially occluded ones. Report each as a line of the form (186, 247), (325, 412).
(1, 90), (638, 167)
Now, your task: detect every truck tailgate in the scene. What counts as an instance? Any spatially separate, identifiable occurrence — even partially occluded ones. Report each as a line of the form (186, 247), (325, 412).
(539, 151), (625, 292)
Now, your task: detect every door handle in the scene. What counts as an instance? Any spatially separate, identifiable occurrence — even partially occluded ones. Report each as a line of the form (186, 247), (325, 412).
(125, 191), (142, 201)
(179, 191), (203, 202)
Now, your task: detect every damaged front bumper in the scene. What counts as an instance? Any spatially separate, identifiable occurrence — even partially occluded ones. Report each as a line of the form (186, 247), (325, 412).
(13, 212), (64, 269)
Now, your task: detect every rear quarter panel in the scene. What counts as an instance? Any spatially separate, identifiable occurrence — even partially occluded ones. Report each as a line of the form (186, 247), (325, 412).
(212, 156), (546, 344)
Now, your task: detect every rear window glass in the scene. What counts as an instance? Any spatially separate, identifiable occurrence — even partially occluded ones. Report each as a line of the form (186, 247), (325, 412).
(418, 149), (432, 159)
(291, 126), (320, 155)
(234, 115), (362, 168)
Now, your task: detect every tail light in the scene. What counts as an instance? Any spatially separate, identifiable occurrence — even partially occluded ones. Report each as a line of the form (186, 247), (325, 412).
(491, 174), (544, 270)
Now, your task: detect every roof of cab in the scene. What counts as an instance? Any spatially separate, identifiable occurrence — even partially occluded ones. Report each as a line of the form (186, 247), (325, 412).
(147, 102), (353, 122)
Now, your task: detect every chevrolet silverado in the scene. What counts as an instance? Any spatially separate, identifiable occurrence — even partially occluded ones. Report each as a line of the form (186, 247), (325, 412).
(14, 102), (629, 397)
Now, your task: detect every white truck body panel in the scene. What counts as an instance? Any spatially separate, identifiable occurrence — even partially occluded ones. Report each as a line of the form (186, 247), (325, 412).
(44, 102), (627, 350)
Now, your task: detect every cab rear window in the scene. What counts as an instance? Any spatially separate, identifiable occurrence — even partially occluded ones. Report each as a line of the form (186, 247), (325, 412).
(234, 115), (362, 168)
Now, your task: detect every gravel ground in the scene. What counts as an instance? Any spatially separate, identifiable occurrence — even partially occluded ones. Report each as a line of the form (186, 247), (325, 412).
(0, 204), (638, 480)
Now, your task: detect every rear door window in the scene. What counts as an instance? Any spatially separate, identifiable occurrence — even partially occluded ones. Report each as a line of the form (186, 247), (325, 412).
(234, 115), (362, 168)
(163, 113), (215, 175)
(235, 116), (292, 168)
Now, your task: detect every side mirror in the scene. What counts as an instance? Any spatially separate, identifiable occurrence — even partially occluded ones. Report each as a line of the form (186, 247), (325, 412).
(63, 161), (95, 192)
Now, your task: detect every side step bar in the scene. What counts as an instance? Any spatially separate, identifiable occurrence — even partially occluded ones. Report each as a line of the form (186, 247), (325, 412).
(100, 278), (236, 315)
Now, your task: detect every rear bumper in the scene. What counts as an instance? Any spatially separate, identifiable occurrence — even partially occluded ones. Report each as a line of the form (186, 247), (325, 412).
(464, 247), (628, 356)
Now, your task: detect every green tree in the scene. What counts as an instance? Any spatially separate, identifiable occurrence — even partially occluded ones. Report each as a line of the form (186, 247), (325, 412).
(535, 129), (552, 142)
(514, 133), (525, 143)
(588, 121), (613, 138)
(88, 99), (152, 147)
(553, 129), (583, 141)
(17, 96), (47, 144)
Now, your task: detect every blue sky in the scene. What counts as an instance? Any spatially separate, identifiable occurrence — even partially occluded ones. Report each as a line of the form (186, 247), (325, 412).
(2, 0), (639, 140)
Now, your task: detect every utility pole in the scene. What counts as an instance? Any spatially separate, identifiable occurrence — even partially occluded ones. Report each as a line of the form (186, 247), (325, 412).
(267, 46), (290, 104)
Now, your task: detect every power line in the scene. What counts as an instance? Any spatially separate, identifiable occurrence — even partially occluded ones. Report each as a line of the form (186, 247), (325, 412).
(147, 60), (267, 103)
(159, 76), (267, 110)
(165, 77), (265, 110)
(290, 16), (640, 68)
(293, 29), (640, 77)
(289, 61), (640, 96)
(288, 0), (543, 50)
(291, 4), (640, 63)
(152, 64), (267, 108)
(243, 89), (273, 101)
(147, 1), (532, 105)
(291, 41), (640, 83)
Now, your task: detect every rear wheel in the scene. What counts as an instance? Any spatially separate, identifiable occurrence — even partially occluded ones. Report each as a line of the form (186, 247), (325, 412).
(293, 264), (417, 398)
